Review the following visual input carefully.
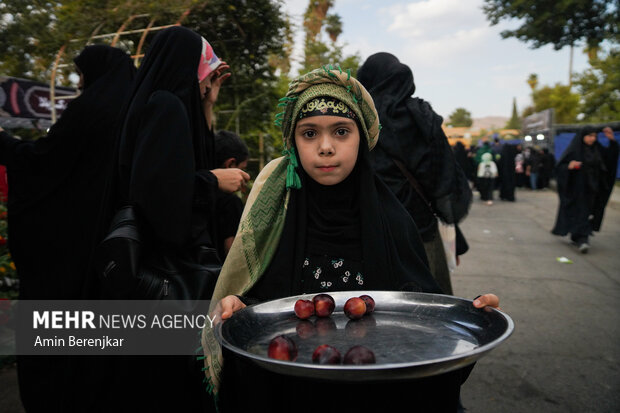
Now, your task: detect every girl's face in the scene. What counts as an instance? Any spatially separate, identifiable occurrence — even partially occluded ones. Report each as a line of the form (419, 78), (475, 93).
(583, 132), (597, 146)
(294, 115), (360, 186)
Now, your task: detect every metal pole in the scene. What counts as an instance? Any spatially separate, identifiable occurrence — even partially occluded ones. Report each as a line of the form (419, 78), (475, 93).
(50, 44), (66, 124)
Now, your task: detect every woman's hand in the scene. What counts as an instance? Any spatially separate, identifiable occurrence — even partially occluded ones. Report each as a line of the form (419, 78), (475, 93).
(211, 168), (250, 193)
(568, 160), (582, 170)
(473, 293), (500, 310)
(603, 127), (615, 141)
(205, 62), (231, 106)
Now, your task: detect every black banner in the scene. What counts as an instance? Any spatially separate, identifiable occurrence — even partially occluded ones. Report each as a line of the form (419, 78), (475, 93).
(0, 76), (76, 129)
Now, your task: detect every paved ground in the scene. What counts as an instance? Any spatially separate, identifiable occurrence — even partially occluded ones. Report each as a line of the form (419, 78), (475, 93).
(455, 185), (620, 413)
(1, 184), (619, 412)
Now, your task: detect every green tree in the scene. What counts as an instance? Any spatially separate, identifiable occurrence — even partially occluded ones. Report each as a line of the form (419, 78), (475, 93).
(573, 45), (620, 122)
(448, 108), (473, 127)
(526, 73), (538, 91)
(532, 84), (581, 124)
(483, 0), (619, 50)
(505, 97), (521, 129)
(0, 0), (291, 175)
(301, 0), (360, 74)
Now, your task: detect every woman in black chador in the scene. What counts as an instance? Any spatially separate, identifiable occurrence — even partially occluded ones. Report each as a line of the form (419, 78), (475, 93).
(499, 143), (518, 201)
(453, 141), (475, 182)
(356, 52), (472, 294)
(0, 45), (135, 299)
(0, 45), (135, 412)
(551, 126), (618, 253)
(95, 26), (248, 412)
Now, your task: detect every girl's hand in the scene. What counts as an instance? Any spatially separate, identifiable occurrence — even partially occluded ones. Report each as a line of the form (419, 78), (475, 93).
(219, 295), (246, 320)
(211, 295), (246, 326)
(568, 160), (582, 170)
(211, 168), (250, 193)
(473, 293), (500, 310)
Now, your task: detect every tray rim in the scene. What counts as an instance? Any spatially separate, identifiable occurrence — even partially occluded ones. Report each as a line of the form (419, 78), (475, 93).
(215, 290), (514, 379)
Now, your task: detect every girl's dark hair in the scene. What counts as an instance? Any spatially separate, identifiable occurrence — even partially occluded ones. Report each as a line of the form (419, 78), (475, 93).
(214, 130), (249, 167)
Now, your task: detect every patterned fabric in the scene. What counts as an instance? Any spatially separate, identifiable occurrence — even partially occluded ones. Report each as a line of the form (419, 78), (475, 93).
(200, 66), (381, 399)
(198, 37), (221, 82)
(298, 97), (358, 121)
(302, 255), (365, 292)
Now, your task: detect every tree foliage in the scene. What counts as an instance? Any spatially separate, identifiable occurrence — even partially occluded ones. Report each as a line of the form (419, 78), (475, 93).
(483, 0), (619, 50)
(0, 0), (291, 175)
(573, 45), (620, 122)
(448, 108), (473, 127)
(184, 0), (291, 171)
(505, 97), (521, 129)
(531, 83), (581, 124)
(301, 0), (360, 74)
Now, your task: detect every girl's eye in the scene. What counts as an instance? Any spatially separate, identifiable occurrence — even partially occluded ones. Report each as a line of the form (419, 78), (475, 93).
(335, 128), (349, 136)
(302, 130), (316, 138)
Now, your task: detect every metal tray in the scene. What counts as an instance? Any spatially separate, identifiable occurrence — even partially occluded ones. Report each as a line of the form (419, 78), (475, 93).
(215, 290), (514, 381)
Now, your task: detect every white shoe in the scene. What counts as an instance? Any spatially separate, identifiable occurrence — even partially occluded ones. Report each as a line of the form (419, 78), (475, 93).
(579, 243), (589, 254)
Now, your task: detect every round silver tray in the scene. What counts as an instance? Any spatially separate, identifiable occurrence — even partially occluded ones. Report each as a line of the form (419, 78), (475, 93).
(215, 290), (514, 381)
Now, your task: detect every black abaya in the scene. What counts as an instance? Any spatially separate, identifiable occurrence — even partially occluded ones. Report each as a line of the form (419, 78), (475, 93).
(552, 127), (618, 238)
(499, 144), (517, 201)
(0, 45), (135, 413)
(96, 26), (220, 413)
(356, 53), (471, 294)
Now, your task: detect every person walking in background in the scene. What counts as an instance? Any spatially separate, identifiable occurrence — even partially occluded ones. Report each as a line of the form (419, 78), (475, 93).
(477, 152), (498, 205)
(453, 141), (475, 182)
(552, 126), (618, 253)
(515, 144), (526, 188)
(539, 147), (555, 189)
(525, 146), (543, 190)
(499, 143), (517, 201)
(356, 52), (472, 296)
(0, 44), (136, 413)
(214, 130), (249, 259)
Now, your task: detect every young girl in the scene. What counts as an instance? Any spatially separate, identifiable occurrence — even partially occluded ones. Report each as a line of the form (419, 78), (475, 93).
(202, 66), (499, 412)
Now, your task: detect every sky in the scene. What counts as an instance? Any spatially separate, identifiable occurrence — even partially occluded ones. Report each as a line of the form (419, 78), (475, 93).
(280, 0), (591, 121)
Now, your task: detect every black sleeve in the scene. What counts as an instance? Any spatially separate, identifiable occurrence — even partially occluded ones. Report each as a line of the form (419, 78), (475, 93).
(129, 91), (195, 248)
(217, 193), (244, 239)
(455, 224), (469, 256)
(0, 130), (20, 165)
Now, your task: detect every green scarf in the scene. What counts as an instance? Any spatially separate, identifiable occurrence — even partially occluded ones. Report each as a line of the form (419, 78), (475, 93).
(200, 65), (380, 400)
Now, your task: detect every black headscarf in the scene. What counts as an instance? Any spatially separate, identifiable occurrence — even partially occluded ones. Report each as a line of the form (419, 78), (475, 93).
(118, 26), (210, 176)
(453, 141), (474, 181)
(552, 126), (619, 236)
(357, 53), (471, 233)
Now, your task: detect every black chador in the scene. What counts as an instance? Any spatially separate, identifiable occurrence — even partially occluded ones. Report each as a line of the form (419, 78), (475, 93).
(552, 127), (618, 243)
(0, 45), (135, 412)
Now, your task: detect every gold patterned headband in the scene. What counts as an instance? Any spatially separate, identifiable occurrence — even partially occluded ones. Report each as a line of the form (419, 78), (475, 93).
(298, 97), (357, 120)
